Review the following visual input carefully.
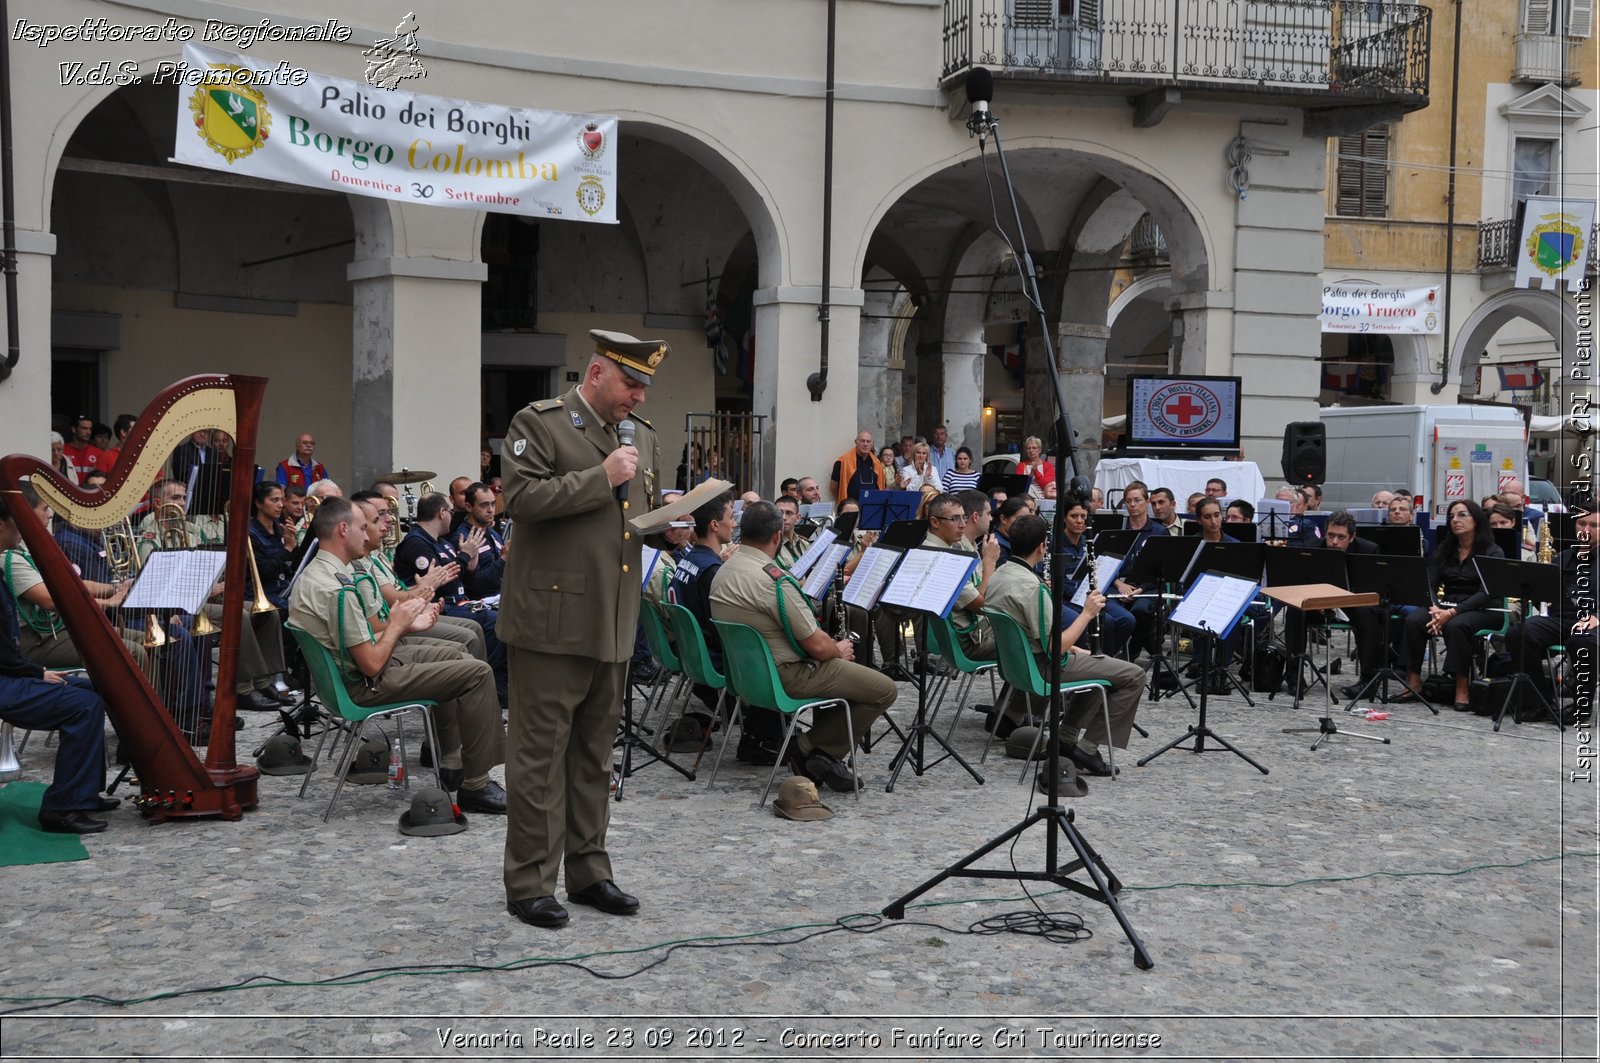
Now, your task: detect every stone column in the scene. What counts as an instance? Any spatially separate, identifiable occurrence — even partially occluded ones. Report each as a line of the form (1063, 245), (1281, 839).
(347, 256), (487, 491)
(940, 341), (986, 457)
(752, 285), (864, 496)
(0, 231), (56, 460)
(856, 288), (900, 450)
(1056, 322), (1109, 478)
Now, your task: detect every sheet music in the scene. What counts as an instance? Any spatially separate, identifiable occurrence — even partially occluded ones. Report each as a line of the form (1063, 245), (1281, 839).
(123, 549), (228, 614)
(802, 502), (834, 520)
(878, 548), (978, 617)
(1169, 573), (1258, 638)
(788, 528), (838, 579)
(1070, 554), (1124, 609)
(801, 543), (851, 599)
(639, 546), (661, 590)
(842, 545), (899, 610)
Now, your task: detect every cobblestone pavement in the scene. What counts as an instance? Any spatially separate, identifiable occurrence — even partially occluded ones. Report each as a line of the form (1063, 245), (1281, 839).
(2, 675), (1596, 1061)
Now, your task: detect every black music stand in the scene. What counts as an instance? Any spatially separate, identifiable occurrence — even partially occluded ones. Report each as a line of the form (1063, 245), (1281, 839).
(1273, 584), (1391, 751)
(1263, 546), (1348, 709)
(1093, 528), (1140, 559)
(1090, 512), (1125, 535)
(977, 472), (1031, 498)
(1475, 555), (1565, 732)
(866, 518), (927, 681)
(1180, 542), (1265, 704)
(1139, 573), (1269, 774)
(1340, 554), (1438, 715)
(858, 490), (921, 531)
(881, 547), (986, 791)
(1116, 534), (1199, 706)
(1358, 525), (1424, 557)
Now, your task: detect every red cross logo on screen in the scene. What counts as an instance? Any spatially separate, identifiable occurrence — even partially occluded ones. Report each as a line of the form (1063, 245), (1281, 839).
(1163, 394), (1205, 426)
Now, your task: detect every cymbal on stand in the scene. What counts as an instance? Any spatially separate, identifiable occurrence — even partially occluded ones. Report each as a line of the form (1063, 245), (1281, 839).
(376, 469), (437, 485)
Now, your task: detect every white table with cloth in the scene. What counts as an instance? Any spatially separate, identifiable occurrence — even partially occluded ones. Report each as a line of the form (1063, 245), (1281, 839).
(1094, 458), (1267, 510)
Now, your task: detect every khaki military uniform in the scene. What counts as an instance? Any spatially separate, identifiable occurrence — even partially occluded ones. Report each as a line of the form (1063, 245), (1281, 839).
(497, 386), (659, 901)
(2, 546), (150, 671)
(353, 555), (488, 663)
(984, 559), (1141, 747)
(709, 545), (896, 760)
(289, 550), (503, 783)
(920, 532), (995, 661)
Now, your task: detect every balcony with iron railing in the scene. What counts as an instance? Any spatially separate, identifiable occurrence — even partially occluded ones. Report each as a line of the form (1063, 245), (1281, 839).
(942, 0), (1431, 113)
(1513, 33), (1582, 86)
(1479, 217), (1599, 271)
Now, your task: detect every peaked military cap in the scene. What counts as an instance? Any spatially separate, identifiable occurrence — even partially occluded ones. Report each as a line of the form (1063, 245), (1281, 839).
(591, 329), (668, 385)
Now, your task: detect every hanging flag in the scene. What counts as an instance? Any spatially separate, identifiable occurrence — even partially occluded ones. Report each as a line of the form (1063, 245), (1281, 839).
(1497, 364), (1544, 390)
(1515, 198), (1596, 288)
(1321, 361), (1360, 391)
(705, 282), (724, 354)
(992, 344), (1024, 387)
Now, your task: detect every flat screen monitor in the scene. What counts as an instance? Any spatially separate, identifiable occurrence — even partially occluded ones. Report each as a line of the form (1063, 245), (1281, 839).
(1125, 375), (1242, 451)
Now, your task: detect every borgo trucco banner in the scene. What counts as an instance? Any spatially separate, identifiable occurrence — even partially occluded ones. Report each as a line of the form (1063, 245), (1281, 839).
(1320, 283), (1440, 334)
(173, 45), (617, 222)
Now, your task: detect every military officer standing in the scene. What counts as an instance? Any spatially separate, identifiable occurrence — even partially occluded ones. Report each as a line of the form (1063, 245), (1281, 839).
(710, 501), (898, 794)
(497, 330), (663, 929)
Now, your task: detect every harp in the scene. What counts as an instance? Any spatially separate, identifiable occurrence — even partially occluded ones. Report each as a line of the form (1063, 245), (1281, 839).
(0, 375), (264, 820)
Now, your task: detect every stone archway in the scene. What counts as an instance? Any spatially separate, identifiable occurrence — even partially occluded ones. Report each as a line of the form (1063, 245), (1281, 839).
(1453, 288), (1580, 396)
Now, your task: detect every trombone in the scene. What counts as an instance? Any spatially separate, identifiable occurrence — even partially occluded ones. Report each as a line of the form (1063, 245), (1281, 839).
(153, 500), (219, 636)
(104, 517), (167, 648)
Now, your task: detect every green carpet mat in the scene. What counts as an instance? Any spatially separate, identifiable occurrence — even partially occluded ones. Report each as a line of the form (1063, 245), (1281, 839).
(0, 781), (90, 866)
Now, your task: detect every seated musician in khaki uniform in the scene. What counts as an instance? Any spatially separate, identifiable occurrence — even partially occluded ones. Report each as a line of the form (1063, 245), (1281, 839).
(774, 497), (807, 570)
(347, 493), (488, 665)
(984, 514), (1142, 778)
(921, 491), (1000, 661)
(709, 500), (898, 793)
(288, 497), (507, 814)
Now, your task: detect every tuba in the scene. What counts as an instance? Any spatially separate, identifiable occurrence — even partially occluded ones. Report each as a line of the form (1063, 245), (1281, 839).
(0, 374), (264, 820)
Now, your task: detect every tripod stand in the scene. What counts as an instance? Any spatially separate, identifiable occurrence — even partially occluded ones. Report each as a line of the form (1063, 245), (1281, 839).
(1119, 535), (1198, 708)
(1340, 554), (1438, 715)
(1140, 608), (1269, 774)
(1272, 584), (1390, 751)
(886, 613), (984, 791)
(614, 656), (694, 799)
(883, 74), (1151, 969)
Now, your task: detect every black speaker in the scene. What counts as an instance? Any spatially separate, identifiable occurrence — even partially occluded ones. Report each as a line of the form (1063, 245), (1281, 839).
(1281, 422), (1326, 485)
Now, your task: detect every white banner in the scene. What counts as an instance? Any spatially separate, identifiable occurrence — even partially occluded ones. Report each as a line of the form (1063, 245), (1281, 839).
(1515, 197), (1596, 288)
(1320, 283), (1440, 334)
(172, 45), (617, 222)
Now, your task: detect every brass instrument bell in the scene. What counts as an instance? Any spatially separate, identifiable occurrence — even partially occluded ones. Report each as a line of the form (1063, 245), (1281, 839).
(244, 535), (277, 614)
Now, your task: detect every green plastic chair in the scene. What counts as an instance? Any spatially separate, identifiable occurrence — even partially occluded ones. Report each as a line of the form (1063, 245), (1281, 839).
(981, 608), (1115, 785)
(662, 603), (743, 783)
(924, 614), (999, 743)
(711, 619), (858, 807)
(286, 625), (442, 822)
(638, 602), (690, 732)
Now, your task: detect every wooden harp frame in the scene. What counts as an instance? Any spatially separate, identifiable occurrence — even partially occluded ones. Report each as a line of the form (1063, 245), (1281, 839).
(0, 375), (266, 820)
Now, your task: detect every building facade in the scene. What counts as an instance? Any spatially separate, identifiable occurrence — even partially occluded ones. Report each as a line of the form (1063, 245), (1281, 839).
(1, 0), (1433, 491)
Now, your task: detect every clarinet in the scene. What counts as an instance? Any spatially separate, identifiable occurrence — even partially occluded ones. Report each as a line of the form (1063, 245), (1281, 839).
(1085, 533), (1103, 655)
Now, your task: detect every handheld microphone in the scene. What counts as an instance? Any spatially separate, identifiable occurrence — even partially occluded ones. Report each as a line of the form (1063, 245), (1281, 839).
(615, 418), (636, 501)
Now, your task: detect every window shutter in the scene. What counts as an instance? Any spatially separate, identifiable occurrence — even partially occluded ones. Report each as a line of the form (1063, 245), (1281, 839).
(1015, 0), (1055, 28)
(1524, 0), (1555, 34)
(1361, 126), (1389, 217)
(1569, 0), (1594, 38)
(1076, 0), (1101, 29)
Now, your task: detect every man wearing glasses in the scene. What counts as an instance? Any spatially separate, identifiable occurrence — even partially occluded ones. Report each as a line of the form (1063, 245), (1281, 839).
(923, 493), (1000, 660)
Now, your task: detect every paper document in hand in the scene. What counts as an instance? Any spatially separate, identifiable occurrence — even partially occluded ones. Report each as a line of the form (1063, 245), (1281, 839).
(628, 478), (735, 535)
(788, 529), (839, 579)
(842, 546), (900, 610)
(802, 543), (851, 599)
(123, 549), (228, 614)
(878, 547), (978, 618)
(1071, 554), (1124, 609)
(1169, 573), (1258, 639)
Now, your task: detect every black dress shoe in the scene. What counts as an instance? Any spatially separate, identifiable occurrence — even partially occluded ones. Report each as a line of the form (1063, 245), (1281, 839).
(736, 735), (779, 766)
(804, 750), (861, 793)
(1339, 682), (1365, 700)
(95, 796), (121, 812)
(1067, 745), (1117, 777)
(986, 714), (1020, 740)
(38, 810), (108, 834)
(419, 739), (435, 768)
(456, 779), (507, 814)
(239, 689), (280, 712)
(507, 896), (569, 928)
(437, 767), (464, 792)
(567, 879), (640, 916)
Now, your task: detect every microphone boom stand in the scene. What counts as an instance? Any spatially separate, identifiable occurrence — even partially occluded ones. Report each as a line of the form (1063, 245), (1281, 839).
(883, 93), (1152, 969)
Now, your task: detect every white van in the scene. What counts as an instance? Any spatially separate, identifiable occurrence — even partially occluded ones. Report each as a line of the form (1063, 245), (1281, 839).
(1320, 405), (1527, 519)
